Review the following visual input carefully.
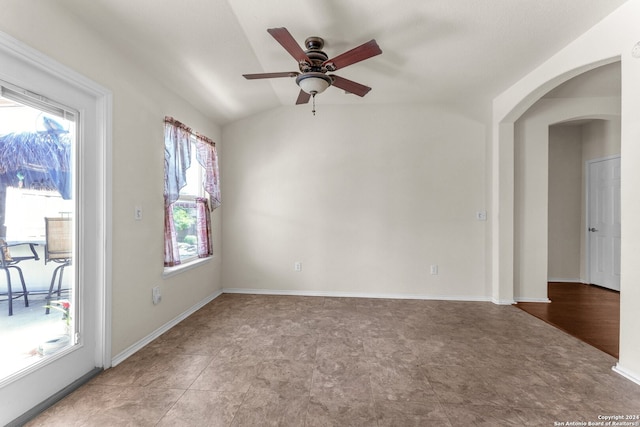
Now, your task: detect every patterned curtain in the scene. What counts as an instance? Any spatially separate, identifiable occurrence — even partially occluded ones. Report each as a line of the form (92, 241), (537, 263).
(164, 196), (180, 267)
(164, 117), (192, 267)
(164, 117), (192, 205)
(163, 117), (220, 267)
(195, 134), (221, 210)
(196, 197), (213, 258)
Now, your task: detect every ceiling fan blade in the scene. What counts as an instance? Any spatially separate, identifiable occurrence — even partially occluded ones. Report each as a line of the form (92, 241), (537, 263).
(296, 90), (311, 105)
(330, 75), (372, 97)
(267, 27), (311, 64)
(243, 72), (299, 80)
(323, 39), (382, 71)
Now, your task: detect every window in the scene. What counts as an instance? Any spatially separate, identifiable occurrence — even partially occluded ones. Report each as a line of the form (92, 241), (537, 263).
(163, 117), (220, 268)
(172, 136), (202, 263)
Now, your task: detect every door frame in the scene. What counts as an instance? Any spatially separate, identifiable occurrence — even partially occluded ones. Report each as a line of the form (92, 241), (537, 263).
(585, 154), (621, 289)
(0, 31), (112, 424)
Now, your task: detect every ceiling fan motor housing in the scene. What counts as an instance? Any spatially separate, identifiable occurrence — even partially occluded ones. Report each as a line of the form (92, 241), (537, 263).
(300, 37), (331, 72)
(296, 36), (333, 94)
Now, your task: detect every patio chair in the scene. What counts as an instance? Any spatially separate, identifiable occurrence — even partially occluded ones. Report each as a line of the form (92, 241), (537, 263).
(0, 239), (39, 316)
(44, 217), (72, 314)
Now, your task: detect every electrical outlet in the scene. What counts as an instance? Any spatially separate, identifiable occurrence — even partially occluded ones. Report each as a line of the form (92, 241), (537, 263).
(152, 286), (162, 305)
(476, 211), (487, 221)
(294, 262), (302, 272)
(134, 205), (143, 220)
(430, 265), (438, 275)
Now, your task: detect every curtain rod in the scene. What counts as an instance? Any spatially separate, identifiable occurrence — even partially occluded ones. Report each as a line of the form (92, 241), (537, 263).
(164, 116), (216, 146)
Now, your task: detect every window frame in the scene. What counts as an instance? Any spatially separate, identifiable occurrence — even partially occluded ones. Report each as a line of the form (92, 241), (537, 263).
(171, 136), (205, 264)
(163, 116), (219, 269)
(162, 133), (214, 277)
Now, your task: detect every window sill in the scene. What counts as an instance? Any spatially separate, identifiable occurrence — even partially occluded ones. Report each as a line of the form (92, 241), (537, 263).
(162, 256), (213, 279)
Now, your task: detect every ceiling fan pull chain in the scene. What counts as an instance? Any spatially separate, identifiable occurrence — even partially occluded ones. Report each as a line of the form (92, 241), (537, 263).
(312, 93), (316, 116)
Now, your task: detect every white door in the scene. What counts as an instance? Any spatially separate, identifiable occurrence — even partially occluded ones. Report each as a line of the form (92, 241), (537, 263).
(0, 33), (110, 425)
(587, 156), (621, 291)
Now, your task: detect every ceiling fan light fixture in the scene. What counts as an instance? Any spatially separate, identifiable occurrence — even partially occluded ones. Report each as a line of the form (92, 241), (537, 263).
(296, 73), (331, 95)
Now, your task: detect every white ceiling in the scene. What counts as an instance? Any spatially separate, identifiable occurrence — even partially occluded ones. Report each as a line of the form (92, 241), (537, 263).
(59, 0), (627, 124)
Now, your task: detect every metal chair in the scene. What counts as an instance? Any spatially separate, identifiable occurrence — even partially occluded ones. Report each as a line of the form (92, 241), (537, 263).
(44, 217), (72, 314)
(0, 239), (39, 316)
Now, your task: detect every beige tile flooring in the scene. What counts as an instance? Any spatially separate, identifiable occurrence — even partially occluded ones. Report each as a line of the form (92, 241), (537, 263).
(26, 294), (640, 426)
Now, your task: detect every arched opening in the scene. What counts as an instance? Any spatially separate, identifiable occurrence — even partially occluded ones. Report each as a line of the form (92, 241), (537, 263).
(488, 0), (640, 387)
(503, 62), (622, 357)
(491, 58), (620, 305)
(513, 62), (620, 302)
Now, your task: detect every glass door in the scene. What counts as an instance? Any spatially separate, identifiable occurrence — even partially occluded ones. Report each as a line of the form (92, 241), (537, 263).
(0, 31), (108, 425)
(0, 94), (77, 380)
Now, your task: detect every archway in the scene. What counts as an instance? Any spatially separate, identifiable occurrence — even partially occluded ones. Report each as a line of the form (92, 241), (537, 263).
(512, 65), (620, 301)
(489, 0), (640, 384)
(490, 57), (619, 305)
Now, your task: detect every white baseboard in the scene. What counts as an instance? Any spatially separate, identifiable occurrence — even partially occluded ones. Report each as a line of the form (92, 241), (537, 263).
(110, 289), (223, 367)
(612, 363), (640, 386)
(491, 298), (516, 305)
(514, 297), (551, 303)
(547, 277), (587, 283)
(222, 287), (492, 302)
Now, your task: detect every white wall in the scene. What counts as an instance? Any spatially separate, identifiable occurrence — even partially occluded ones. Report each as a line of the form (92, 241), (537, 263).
(548, 124), (582, 281)
(1, 2), (223, 357)
(620, 26), (640, 382)
(222, 104), (488, 299)
(582, 119), (622, 160)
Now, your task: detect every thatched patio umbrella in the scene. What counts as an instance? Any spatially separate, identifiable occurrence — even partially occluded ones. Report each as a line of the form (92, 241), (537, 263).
(0, 117), (72, 237)
(0, 117), (71, 197)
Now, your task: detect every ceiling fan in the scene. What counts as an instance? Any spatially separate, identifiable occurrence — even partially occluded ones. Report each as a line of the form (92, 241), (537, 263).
(243, 28), (382, 113)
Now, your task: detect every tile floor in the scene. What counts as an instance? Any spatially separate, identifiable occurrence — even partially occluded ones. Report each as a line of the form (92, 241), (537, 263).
(26, 294), (640, 426)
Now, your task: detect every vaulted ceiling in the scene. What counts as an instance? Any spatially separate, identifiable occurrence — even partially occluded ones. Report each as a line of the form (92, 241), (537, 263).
(59, 0), (627, 124)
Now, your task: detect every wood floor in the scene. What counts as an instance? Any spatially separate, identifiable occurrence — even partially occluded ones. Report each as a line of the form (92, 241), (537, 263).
(516, 282), (620, 358)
